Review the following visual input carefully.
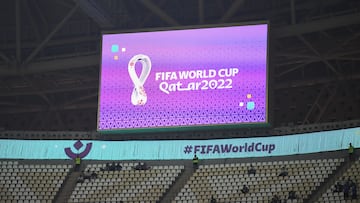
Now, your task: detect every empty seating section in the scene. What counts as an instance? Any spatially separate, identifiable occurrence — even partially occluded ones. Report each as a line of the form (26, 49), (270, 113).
(0, 161), (71, 203)
(317, 157), (360, 203)
(68, 163), (184, 202)
(1, 158), (349, 202)
(174, 158), (343, 203)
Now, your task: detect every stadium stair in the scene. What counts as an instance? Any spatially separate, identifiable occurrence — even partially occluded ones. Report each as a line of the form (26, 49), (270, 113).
(160, 162), (195, 203)
(305, 153), (356, 203)
(54, 168), (82, 203)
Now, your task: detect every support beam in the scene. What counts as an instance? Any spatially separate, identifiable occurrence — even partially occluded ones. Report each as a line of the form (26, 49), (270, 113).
(23, 4), (79, 64)
(302, 85), (328, 125)
(138, 0), (167, 27)
(33, 0), (49, 35)
(20, 76), (53, 106)
(275, 48), (360, 70)
(140, 0), (180, 26)
(75, 0), (115, 28)
(277, 49), (360, 61)
(334, 57), (360, 61)
(220, 0), (245, 23)
(276, 61), (313, 77)
(302, 84), (337, 124)
(290, 0), (296, 24)
(29, 112), (43, 129)
(55, 0), (74, 9)
(276, 59), (317, 67)
(24, 0), (42, 42)
(54, 111), (65, 129)
(0, 83), (98, 97)
(0, 54), (99, 76)
(274, 12), (360, 39)
(1, 36), (98, 50)
(298, 35), (340, 76)
(275, 52), (318, 59)
(0, 102), (97, 114)
(15, 0), (21, 64)
(198, 0), (204, 24)
(17, 75), (68, 129)
(327, 32), (360, 55)
(0, 102), (42, 108)
(275, 73), (360, 90)
(63, 93), (98, 106)
(315, 86), (337, 123)
(0, 52), (11, 64)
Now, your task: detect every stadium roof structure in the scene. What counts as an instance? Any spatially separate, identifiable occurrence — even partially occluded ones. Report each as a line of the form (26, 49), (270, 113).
(0, 0), (359, 136)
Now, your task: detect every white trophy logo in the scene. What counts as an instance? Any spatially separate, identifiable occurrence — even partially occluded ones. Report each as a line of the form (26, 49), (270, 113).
(128, 54), (151, 105)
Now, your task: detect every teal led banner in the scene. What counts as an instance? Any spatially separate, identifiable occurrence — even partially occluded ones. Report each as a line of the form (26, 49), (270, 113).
(0, 127), (359, 160)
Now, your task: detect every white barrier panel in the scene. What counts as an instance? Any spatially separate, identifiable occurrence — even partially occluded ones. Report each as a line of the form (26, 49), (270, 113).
(0, 127), (359, 160)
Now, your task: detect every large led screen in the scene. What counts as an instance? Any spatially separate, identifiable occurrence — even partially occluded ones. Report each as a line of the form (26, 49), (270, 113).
(98, 23), (268, 132)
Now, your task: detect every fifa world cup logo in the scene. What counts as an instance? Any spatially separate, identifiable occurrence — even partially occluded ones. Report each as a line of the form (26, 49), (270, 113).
(128, 54), (151, 105)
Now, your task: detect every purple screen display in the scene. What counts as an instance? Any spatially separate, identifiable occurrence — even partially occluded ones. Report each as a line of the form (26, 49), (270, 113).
(98, 24), (268, 131)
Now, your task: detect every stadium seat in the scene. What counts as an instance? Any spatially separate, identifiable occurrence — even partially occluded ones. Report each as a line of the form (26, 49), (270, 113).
(173, 158), (343, 202)
(0, 162), (71, 202)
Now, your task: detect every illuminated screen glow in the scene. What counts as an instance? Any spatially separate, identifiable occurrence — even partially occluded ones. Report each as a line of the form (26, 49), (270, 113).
(98, 23), (268, 131)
